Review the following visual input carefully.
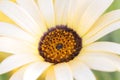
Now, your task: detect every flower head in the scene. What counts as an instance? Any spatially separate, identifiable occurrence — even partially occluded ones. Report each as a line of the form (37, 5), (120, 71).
(0, 0), (120, 80)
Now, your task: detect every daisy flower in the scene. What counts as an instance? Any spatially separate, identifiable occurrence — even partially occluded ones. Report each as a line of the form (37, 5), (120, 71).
(1, 0), (120, 80)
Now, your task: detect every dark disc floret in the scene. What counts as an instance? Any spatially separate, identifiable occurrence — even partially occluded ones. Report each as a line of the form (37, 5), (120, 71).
(38, 25), (82, 64)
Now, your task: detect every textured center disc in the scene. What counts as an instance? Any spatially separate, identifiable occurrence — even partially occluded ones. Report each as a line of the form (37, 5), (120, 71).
(38, 26), (82, 64)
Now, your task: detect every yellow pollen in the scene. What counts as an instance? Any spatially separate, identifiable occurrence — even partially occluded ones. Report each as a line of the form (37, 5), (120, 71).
(39, 26), (82, 64)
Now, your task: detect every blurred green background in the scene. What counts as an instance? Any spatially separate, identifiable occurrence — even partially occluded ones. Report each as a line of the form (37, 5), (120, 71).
(1, 0), (120, 80)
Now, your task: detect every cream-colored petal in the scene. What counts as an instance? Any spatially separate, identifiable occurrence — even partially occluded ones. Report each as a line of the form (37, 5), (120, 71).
(83, 42), (120, 55)
(67, 0), (91, 31)
(0, 54), (40, 74)
(83, 21), (120, 45)
(61, 0), (70, 25)
(10, 67), (26, 80)
(38, 0), (55, 28)
(54, 0), (68, 25)
(77, 0), (113, 36)
(23, 61), (51, 80)
(69, 59), (96, 80)
(54, 63), (73, 80)
(16, 0), (42, 24)
(0, 37), (36, 54)
(0, 22), (35, 43)
(0, 1), (41, 35)
(45, 67), (56, 80)
(80, 52), (120, 72)
(83, 10), (120, 41)
(16, 0), (47, 34)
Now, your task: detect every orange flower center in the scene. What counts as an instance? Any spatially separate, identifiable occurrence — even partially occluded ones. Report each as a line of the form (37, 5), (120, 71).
(38, 26), (82, 64)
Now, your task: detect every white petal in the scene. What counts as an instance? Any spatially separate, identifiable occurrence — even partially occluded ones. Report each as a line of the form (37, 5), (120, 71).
(69, 59), (96, 80)
(16, 0), (47, 34)
(10, 67), (26, 80)
(0, 54), (40, 74)
(23, 62), (51, 80)
(16, 0), (42, 24)
(0, 22), (35, 43)
(83, 42), (120, 55)
(67, 0), (91, 30)
(83, 21), (120, 45)
(38, 0), (55, 28)
(54, 0), (69, 25)
(61, 0), (70, 25)
(83, 10), (120, 41)
(80, 52), (120, 72)
(54, 63), (73, 80)
(45, 67), (56, 80)
(0, 37), (35, 54)
(77, 0), (113, 36)
(0, 1), (41, 35)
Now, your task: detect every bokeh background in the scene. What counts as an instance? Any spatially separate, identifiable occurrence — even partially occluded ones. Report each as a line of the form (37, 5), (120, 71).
(0, 0), (120, 80)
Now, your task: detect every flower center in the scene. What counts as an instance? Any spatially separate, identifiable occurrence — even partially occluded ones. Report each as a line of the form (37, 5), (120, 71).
(38, 25), (82, 64)
(56, 43), (63, 50)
